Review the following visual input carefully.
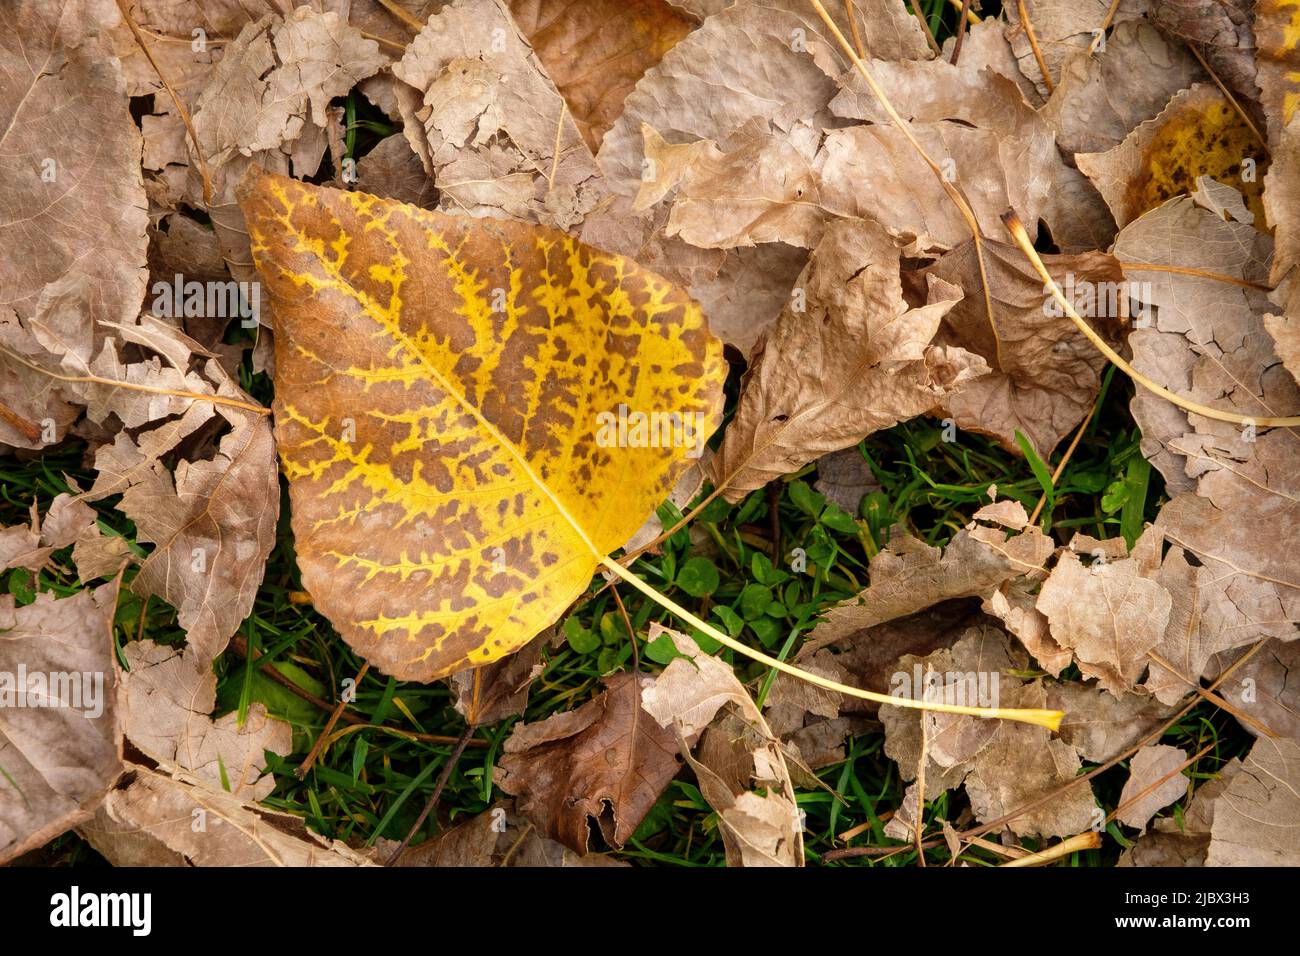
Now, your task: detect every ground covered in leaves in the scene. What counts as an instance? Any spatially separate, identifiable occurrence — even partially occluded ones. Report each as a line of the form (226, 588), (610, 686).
(2, 0), (1298, 868)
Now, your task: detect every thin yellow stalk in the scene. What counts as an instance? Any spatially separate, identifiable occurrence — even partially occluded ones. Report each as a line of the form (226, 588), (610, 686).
(1003, 211), (1300, 428)
(600, 556), (1065, 730)
(1000, 831), (1101, 866)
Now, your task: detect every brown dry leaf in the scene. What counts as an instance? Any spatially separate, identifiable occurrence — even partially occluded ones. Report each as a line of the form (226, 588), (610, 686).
(641, 624), (802, 866)
(81, 765), (375, 867)
(813, 447), (879, 514)
(1117, 182), (1290, 495)
(355, 134), (439, 209)
(1257, 0), (1300, 387)
(1210, 640), (1300, 739)
(922, 238), (1125, 456)
(450, 629), (555, 726)
(396, 800), (628, 866)
(1119, 756), (1242, 866)
(1117, 743), (1189, 830)
(1047, 683), (1178, 763)
(1041, 19), (1202, 155)
(1077, 84), (1269, 229)
(104, 403), (278, 664)
(190, 9), (384, 293)
(709, 219), (986, 499)
(879, 625), (1097, 840)
(807, 520), (1052, 649)
(1005, 0), (1147, 96)
(392, 0), (600, 228)
(0, 579), (123, 864)
(1206, 736), (1300, 865)
(1147, 0), (1257, 102)
(506, 0), (695, 152)
(961, 681), (1099, 839)
(770, 599), (988, 764)
(1036, 531), (1172, 695)
(494, 672), (684, 853)
(118, 640), (291, 800)
(584, 1), (847, 349)
(635, 120), (825, 250)
(0, 1), (149, 449)
(821, 62), (1058, 250)
(941, 18), (1045, 106)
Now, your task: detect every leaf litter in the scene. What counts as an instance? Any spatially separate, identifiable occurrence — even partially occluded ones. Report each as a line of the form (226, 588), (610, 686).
(0, 0), (1296, 869)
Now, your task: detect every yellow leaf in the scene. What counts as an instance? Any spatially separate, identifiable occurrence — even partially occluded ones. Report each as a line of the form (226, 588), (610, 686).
(240, 172), (726, 681)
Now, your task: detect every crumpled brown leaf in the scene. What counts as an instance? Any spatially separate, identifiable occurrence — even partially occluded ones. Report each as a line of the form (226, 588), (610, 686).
(1147, 0), (1257, 103)
(1036, 529), (1172, 695)
(1047, 683), (1178, 763)
(81, 765), (375, 867)
(190, 9), (384, 293)
(102, 400), (278, 664)
(922, 238), (1125, 456)
(1120, 755), (1241, 866)
(450, 628), (556, 727)
(635, 120), (825, 250)
(880, 625), (1098, 840)
(494, 672), (684, 853)
(1005, 0), (1146, 97)
(821, 61), (1058, 250)
(393, 0), (600, 229)
(0, 0), (149, 449)
(118, 640), (291, 800)
(709, 219), (985, 499)
(642, 624), (802, 866)
(0, 579), (122, 864)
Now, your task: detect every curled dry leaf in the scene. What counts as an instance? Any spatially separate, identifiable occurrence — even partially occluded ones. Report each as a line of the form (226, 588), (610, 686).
(494, 672), (683, 853)
(880, 625), (1097, 840)
(1120, 756), (1242, 866)
(824, 60), (1058, 249)
(118, 640), (291, 801)
(1047, 683), (1179, 763)
(81, 766), (375, 867)
(190, 9), (384, 292)
(0, 580), (122, 864)
(641, 624), (803, 866)
(242, 173), (725, 681)
(922, 238), (1124, 456)
(710, 219), (985, 500)
(1147, 0), (1257, 102)
(1076, 84), (1268, 229)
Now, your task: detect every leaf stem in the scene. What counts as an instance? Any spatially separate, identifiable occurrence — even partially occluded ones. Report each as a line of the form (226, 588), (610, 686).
(1003, 211), (1300, 428)
(599, 556), (1064, 730)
